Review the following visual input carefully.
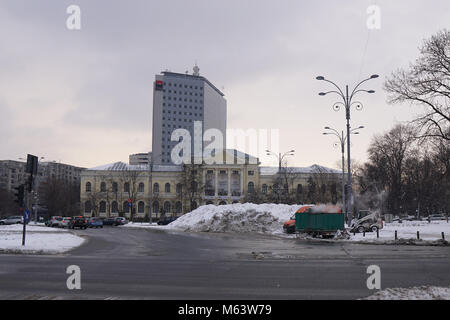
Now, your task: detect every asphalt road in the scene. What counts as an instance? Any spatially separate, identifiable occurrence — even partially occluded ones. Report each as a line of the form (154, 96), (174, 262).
(0, 226), (449, 299)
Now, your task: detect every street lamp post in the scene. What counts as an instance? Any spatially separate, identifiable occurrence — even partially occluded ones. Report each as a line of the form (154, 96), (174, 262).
(323, 126), (364, 223)
(317, 75), (377, 224)
(265, 149), (295, 173)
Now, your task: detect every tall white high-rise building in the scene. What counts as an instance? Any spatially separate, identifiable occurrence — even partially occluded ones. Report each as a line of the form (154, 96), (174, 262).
(152, 66), (227, 164)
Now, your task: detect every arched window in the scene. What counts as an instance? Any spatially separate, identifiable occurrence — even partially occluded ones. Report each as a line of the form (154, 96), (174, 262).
(138, 182), (145, 193)
(262, 184), (268, 194)
(84, 201), (92, 213)
(124, 182), (130, 193)
(248, 182), (255, 194)
(100, 182), (106, 192)
(99, 201), (106, 213)
(297, 184), (303, 194)
(206, 200), (214, 205)
(138, 201), (145, 214)
(163, 201), (171, 214)
(123, 201), (130, 213)
(112, 182), (118, 192)
(153, 183), (159, 193)
(111, 201), (118, 213)
(176, 183), (182, 194)
(85, 182), (91, 192)
(175, 201), (182, 214)
(152, 201), (160, 214)
(219, 201), (227, 205)
(165, 183), (171, 193)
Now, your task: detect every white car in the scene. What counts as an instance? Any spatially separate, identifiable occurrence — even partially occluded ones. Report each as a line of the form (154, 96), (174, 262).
(0, 216), (24, 225)
(60, 217), (73, 228)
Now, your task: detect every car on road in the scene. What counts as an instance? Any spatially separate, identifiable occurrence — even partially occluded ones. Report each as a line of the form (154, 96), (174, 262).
(60, 217), (73, 228)
(46, 216), (63, 227)
(102, 217), (127, 226)
(0, 216), (23, 225)
(69, 216), (89, 229)
(88, 217), (103, 228)
(157, 216), (177, 225)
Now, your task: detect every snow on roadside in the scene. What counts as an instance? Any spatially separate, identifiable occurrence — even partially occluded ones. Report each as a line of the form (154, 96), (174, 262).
(166, 203), (303, 234)
(347, 220), (450, 243)
(362, 286), (450, 300)
(0, 225), (85, 254)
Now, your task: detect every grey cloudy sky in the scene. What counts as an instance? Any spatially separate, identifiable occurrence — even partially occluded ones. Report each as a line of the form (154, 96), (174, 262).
(0, 0), (448, 169)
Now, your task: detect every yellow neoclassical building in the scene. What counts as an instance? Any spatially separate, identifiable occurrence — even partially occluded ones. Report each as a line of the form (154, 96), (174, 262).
(79, 150), (341, 220)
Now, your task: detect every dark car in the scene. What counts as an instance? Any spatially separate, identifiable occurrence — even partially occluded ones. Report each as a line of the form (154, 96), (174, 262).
(157, 216), (177, 225)
(69, 216), (88, 229)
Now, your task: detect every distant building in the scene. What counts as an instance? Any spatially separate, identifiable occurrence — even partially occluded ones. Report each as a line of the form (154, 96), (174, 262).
(0, 160), (85, 193)
(152, 66), (227, 165)
(79, 149), (341, 219)
(129, 152), (152, 166)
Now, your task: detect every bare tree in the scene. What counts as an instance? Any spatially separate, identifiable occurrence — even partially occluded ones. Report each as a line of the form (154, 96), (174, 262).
(180, 162), (204, 212)
(384, 29), (450, 141)
(118, 169), (143, 220)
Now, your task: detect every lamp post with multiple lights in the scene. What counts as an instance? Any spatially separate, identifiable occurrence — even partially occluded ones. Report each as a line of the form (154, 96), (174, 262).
(323, 126), (364, 222)
(316, 74), (378, 223)
(265, 149), (295, 173)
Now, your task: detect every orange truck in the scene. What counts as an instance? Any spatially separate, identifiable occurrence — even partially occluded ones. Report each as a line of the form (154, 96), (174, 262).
(283, 205), (314, 234)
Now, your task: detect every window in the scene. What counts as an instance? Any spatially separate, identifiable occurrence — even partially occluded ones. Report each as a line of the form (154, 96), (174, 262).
(248, 182), (255, 194)
(100, 182), (106, 192)
(165, 183), (171, 193)
(248, 171), (254, 176)
(176, 183), (182, 194)
(124, 182), (130, 193)
(297, 184), (303, 194)
(138, 201), (145, 214)
(85, 182), (91, 192)
(262, 184), (268, 194)
(111, 201), (118, 213)
(152, 201), (160, 214)
(123, 201), (130, 213)
(99, 201), (106, 213)
(153, 183), (159, 193)
(176, 201), (182, 214)
(84, 201), (92, 213)
(163, 201), (171, 214)
(112, 182), (118, 192)
(138, 182), (145, 193)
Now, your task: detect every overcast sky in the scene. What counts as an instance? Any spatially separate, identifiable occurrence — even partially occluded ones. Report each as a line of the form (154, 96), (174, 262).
(0, 0), (448, 169)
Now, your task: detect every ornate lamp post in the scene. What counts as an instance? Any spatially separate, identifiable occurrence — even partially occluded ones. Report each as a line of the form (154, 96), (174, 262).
(316, 74), (378, 223)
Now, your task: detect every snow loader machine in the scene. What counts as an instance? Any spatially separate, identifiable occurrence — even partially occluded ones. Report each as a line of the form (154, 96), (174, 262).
(349, 210), (383, 233)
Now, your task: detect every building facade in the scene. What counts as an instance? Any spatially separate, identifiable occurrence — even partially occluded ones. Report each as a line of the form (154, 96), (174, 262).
(79, 150), (341, 219)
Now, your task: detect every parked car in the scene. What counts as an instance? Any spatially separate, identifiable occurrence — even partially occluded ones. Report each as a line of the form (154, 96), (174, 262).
(0, 216), (23, 225)
(46, 216), (63, 227)
(88, 217), (103, 228)
(60, 217), (73, 228)
(427, 214), (446, 221)
(102, 217), (127, 226)
(157, 216), (177, 225)
(69, 216), (88, 229)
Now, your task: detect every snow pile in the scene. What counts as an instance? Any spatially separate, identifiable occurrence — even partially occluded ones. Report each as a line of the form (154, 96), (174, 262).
(363, 286), (450, 300)
(167, 203), (303, 234)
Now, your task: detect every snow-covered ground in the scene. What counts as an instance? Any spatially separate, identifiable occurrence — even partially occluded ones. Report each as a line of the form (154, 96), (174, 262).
(363, 286), (450, 300)
(123, 204), (449, 244)
(0, 224), (86, 254)
(347, 220), (449, 243)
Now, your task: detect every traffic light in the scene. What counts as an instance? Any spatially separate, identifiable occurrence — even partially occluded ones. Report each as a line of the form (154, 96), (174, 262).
(14, 184), (25, 207)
